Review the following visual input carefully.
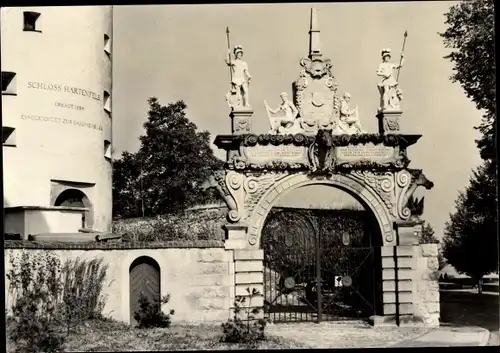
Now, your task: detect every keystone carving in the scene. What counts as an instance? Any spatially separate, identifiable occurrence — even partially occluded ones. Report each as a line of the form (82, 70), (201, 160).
(308, 129), (335, 173)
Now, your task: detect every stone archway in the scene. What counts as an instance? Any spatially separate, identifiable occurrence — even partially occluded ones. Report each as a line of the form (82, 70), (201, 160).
(217, 168), (437, 326)
(245, 172), (394, 248)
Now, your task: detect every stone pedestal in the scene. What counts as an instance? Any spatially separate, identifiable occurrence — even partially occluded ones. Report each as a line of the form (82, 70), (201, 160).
(377, 110), (402, 134)
(396, 220), (424, 246)
(230, 107), (253, 135)
(223, 222), (249, 250)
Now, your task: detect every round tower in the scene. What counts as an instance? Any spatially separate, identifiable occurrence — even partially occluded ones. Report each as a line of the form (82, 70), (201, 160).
(2, 6), (113, 237)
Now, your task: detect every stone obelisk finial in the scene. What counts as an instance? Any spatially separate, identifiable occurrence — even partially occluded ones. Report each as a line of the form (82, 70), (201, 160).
(308, 7), (322, 60)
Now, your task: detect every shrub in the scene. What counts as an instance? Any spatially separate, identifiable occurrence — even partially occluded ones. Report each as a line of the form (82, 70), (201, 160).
(6, 251), (110, 352)
(220, 287), (267, 345)
(133, 292), (175, 329)
(112, 206), (226, 242)
(6, 250), (65, 353)
(56, 257), (109, 336)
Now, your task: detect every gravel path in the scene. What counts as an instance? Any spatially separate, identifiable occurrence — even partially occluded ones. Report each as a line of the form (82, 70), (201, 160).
(266, 321), (433, 348)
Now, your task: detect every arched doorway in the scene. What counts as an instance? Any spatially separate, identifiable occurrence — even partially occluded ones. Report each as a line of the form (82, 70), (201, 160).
(261, 185), (383, 323)
(129, 256), (161, 325)
(54, 188), (93, 229)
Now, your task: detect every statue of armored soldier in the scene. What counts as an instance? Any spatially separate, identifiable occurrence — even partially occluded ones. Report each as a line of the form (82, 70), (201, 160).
(225, 45), (252, 109)
(377, 48), (404, 111)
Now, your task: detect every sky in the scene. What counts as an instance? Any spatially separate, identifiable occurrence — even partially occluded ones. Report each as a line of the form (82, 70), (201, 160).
(112, 2), (483, 238)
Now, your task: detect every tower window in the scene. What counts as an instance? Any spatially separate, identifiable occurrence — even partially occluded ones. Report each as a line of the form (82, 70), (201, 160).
(2, 127), (16, 147)
(103, 90), (111, 114)
(104, 140), (112, 160)
(23, 11), (42, 32)
(104, 34), (111, 57)
(2, 71), (17, 96)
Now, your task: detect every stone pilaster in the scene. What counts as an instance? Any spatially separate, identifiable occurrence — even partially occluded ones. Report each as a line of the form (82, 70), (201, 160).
(396, 220), (423, 246)
(377, 110), (402, 134)
(232, 249), (264, 317)
(373, 245), (415, 326)
(230, 107), (253, 135)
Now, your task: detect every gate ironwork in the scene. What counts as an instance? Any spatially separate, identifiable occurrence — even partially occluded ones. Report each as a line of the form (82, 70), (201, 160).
(262, 209), (378, 323)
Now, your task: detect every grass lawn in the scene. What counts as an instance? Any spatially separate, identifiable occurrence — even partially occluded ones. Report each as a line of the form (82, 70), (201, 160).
(7, 319), (310, 352)
(440, 289), (499, 331)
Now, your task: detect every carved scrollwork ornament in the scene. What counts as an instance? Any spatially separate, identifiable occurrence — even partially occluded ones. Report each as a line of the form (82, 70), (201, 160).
(350, 170), (396, 218)
(396, 170), (412, 220)
(225, 171), (246, 222)
(243, 175), (259, 195)
(325, 77), (335, 89)
(248, 234), (258, 245)
(393, 149), (410, 168)
(243, 172), (290, 223)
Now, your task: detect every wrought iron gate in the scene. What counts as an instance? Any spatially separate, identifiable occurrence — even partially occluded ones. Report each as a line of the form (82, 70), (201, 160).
(262, 209), (378, 323)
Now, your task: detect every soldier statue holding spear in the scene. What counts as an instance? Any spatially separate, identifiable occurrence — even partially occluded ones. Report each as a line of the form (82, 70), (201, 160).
(377, 31), (408, 111)
(225, 27), (252, 109)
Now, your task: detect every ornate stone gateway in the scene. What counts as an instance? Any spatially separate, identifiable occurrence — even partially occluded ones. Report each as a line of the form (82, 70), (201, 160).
(262, 208), (380, 323)
(207, 8), (440, 327)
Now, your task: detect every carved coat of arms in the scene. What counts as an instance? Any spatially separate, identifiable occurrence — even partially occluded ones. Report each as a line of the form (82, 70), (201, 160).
(294, 56), (340, 134)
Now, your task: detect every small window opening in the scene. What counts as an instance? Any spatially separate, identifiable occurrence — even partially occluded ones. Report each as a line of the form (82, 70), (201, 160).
(2, 127), (16, 147)
(103, 91), (111, 113)
(104, 34), (111, 57)
(104, 140), (112, 160)
(23, 11), (42, 32)
(1, 71), (17, 95)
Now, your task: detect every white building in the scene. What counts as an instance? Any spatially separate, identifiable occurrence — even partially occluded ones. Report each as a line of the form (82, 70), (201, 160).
(2, 6), (113, 238)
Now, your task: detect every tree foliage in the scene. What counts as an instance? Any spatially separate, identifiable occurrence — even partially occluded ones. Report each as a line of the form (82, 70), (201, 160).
(442, 161), (498, 283)
(418, 222), (446, 270)
(440, 0), (496, 162)
(418, 222), (439, 244)
(113, 98), (224, 218)
(440, 0), (498, 287)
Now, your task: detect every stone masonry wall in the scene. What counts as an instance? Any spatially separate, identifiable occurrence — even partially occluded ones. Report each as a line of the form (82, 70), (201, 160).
(378, 244), (440, 327)
(4, 241), (234, 324)
(412, 243), (440, 327)
(232, 249), (264, 317)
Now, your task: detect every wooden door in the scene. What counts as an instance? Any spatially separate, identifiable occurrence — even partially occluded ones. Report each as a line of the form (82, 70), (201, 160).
(129, 257), (160, 325)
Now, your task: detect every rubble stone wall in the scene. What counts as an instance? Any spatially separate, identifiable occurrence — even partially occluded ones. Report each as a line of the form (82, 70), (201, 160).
(412, 243), (440, 327)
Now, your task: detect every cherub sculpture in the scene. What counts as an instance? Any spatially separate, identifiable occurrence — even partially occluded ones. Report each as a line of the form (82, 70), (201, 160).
(336, 92), (364, 134)
(264, 92), (301, 134)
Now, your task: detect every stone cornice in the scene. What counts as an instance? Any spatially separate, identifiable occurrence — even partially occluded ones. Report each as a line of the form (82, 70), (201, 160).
(215, 133), (422, 150)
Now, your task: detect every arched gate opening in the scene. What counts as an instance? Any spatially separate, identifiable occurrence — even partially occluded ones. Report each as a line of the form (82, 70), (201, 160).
(261, 187), (383, 323)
